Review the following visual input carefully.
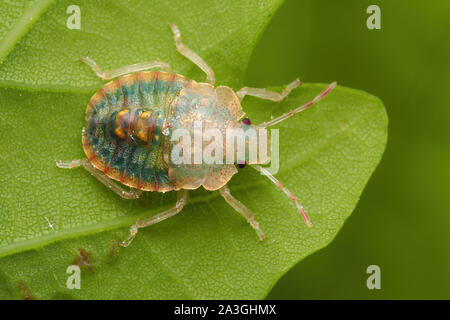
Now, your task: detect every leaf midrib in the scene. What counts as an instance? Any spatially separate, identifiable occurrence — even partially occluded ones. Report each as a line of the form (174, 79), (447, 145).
(0, 0), (56, 62)
(0, 106), (366, 259)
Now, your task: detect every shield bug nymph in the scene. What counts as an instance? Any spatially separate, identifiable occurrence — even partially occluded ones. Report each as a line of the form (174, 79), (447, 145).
(56, 23), (336, 247)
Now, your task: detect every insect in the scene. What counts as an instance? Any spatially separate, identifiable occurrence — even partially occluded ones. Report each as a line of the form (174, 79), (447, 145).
(56, 23), (336, 247)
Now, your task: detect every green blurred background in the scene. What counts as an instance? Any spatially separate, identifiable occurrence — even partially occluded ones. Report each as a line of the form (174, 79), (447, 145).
(245, 0), (450, 299)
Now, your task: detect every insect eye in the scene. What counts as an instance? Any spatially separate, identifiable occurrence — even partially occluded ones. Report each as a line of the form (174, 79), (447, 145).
(237, 160), (247, 168)
(241, 118), (251, 125)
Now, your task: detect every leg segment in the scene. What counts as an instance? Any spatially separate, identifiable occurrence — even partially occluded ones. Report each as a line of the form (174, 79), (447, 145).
(55, 159), (142, 199)
(236, 78), (301, 102)
(170, 23), (215, 85)
(219, 184), (265, 241)
(120, 189), (189, 247)
(81, 56), (172, 80)
(252, 165), (312, 227)
(259, 82), (337, 128)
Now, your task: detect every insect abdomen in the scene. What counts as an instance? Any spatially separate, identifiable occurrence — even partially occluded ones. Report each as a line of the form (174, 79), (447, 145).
(83, 71), (189, 192)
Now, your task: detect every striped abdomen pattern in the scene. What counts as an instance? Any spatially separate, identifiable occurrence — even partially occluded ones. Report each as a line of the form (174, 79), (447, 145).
(82, 71), (189, 192)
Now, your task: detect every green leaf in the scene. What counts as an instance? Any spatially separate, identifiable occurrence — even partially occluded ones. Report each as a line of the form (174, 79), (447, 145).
(0, 0), (55, 63)
(0, 0), (387, 299)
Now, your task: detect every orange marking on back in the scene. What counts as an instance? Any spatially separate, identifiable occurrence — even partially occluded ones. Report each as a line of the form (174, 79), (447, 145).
(168, 73), (176, 90)
(153, 71), (159, 89)
(140, 111), (150, 120)
(100, 87), (110, 103)
(114, 128), (125, 139)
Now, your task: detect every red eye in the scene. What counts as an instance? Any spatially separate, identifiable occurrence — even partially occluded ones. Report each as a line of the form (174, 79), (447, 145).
(241, 118), (251, 125)
(237, 160), (247, 168)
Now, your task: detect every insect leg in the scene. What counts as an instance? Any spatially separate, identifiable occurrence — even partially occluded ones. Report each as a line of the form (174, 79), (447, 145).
(55, 159), (85, 168)
(170, 23), (215, 85)
(259, 82), (337, 128)
(219, 184), (266, 241)
(252, 165), (312, 227)
(236, 78), (301, 102)
(120, 189), (188, 247)
(55, 159), (143, 199)
(80, 56), (172, 80)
